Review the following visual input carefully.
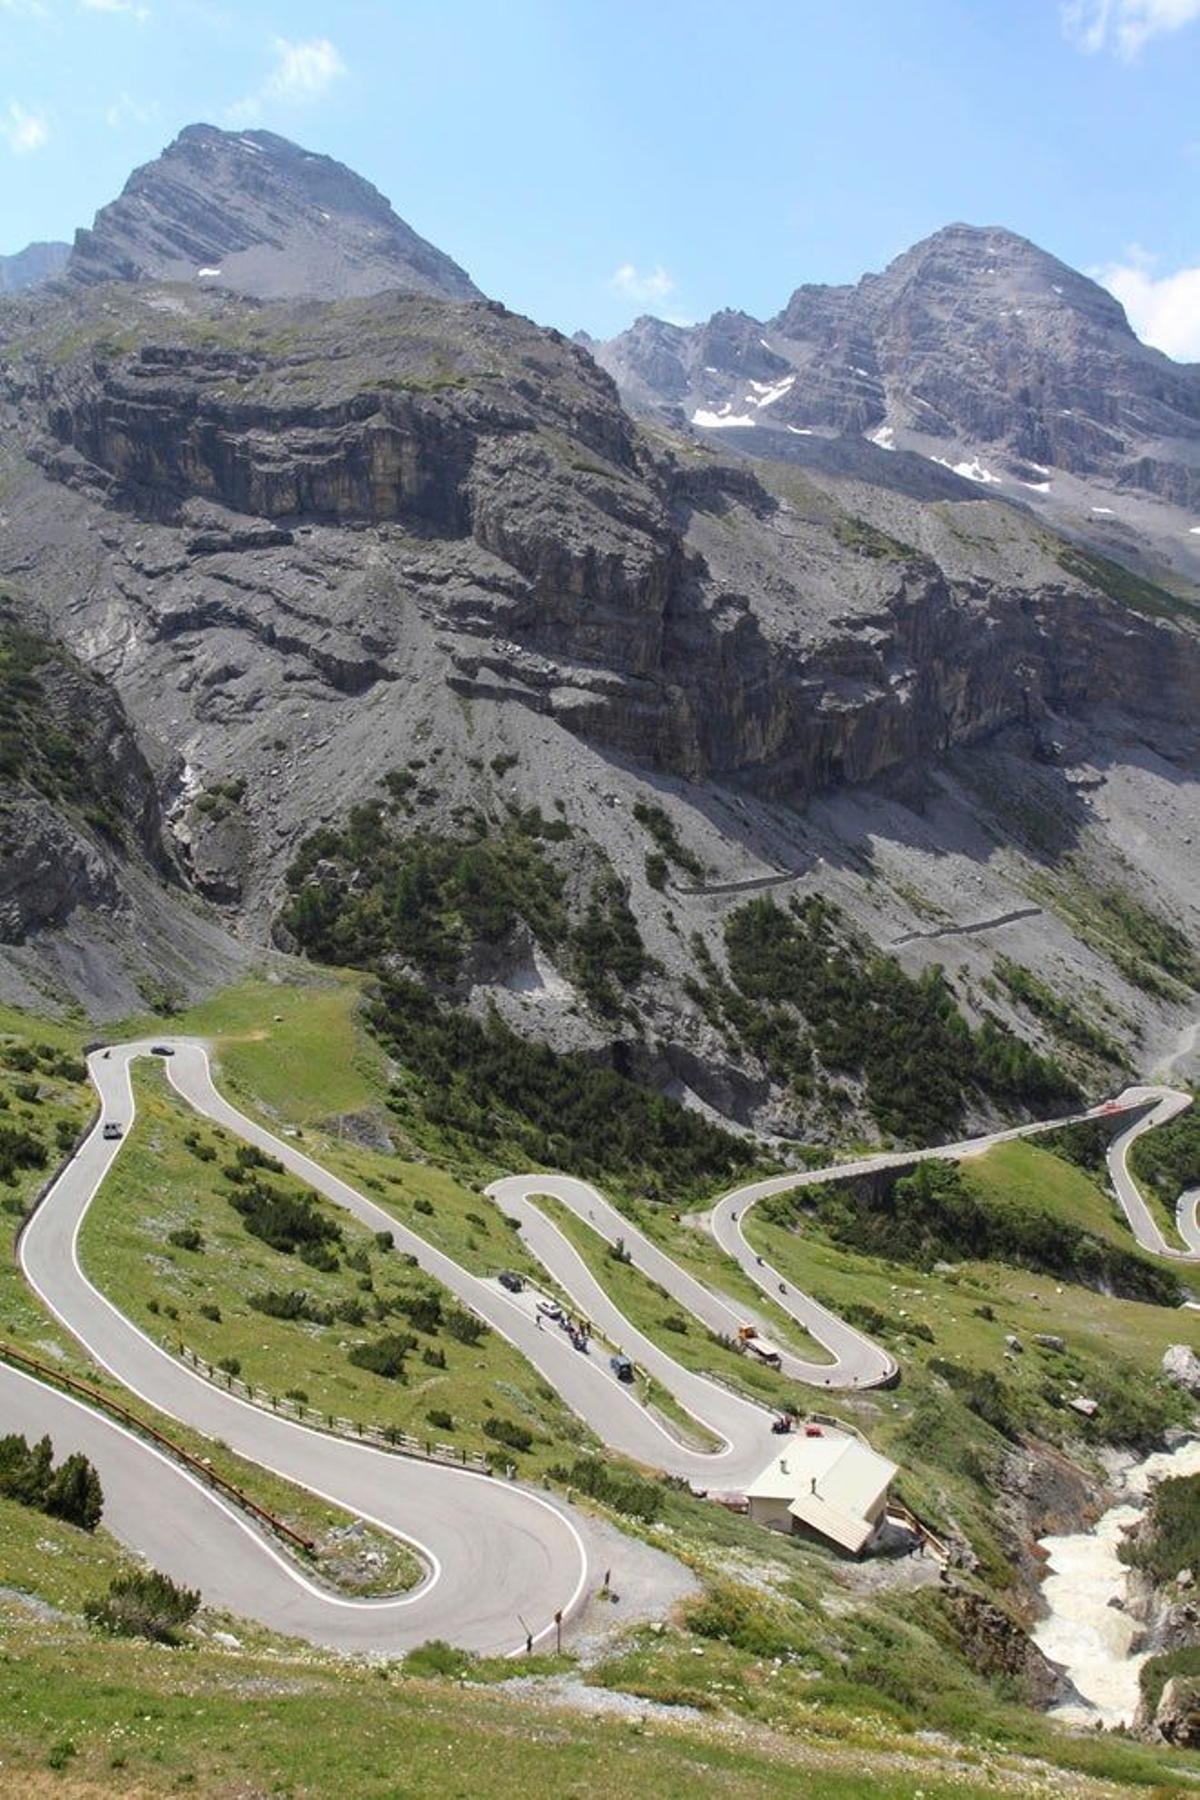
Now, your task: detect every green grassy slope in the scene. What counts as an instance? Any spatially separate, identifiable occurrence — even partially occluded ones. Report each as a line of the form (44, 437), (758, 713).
(2, 977), (1198, 1796)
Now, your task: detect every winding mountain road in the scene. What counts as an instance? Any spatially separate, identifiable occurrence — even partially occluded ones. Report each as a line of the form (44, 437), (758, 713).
(1105, 1086), (1200, 1259)
(3, 1036), (1194, 1653)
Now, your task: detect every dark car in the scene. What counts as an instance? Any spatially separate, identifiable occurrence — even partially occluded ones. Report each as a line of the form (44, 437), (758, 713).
(497, 1270), (524, 1294)
(610, 1354), (634, 1382)
(102, 1122), (123, 1140)
(151, 1044), (175, 1057)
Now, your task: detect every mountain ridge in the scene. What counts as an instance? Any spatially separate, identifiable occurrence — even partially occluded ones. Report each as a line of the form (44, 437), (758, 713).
(0, 239), (70, 295)
(594, 221), (1200, 592)
(66, 122), (481, 303)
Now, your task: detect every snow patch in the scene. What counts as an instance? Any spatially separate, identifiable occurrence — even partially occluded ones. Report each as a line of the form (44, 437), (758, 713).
(237, 138), (261, 154)
(1190, 526), (1200, 535)
(786, 425), (813, 435)
(196, 267), (222, 278)
(1021, 480), (1052, 492)
(692, 407), (757, 429)
(869, 425), (896, 451)
(747, 374), (795, 409)
(931, 455), (1002, 486)
(1052, 284), (1063, 295)
(1091, 507), (1115, 516)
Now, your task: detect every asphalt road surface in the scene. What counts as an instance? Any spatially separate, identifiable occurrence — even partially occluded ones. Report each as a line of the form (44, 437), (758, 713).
(5, 1037), (1193, 1652)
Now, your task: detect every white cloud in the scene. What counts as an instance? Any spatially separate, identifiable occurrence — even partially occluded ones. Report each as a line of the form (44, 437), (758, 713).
(1, 101), (48, 154)
(1062, 0), (1200, 57)
(263, 35), (345, 101)
(609, 262), (676, 306)
(103, 90), (158, 128)
(1098, 255), (1200, 358)
(226, 36), (346, 123)
(80, 0), (151, 20)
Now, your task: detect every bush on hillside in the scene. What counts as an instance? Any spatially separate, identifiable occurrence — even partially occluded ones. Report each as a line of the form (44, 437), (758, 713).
(0, 1433), (103, 1530)
(347, 1333), (417, 1379)
(84, 1568), (199, 1643)
(548, 1455), (663, 1522)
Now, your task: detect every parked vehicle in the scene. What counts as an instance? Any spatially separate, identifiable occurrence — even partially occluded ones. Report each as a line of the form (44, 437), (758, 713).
(102, 1122), (123, 1140)
(151, 1044), (175, 1057)
(610, 1353), (634, 1383)
(497, 1270), (524, 1294)
(536, 1300), (562, 1322)
(737, 1324), (783, 1368)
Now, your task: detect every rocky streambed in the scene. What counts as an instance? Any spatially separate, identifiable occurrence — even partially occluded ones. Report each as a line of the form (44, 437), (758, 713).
(1032, 1435), (1200, 1731)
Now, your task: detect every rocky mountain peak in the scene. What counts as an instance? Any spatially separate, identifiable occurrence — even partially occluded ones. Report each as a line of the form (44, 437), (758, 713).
(594, 219), (1200, 583)
(853, 221), (1135, 337)
(66, 122), (481, 303)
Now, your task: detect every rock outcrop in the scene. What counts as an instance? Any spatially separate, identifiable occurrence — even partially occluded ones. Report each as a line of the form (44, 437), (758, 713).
(938, 1582), (1070, 1708)
(1148, 1675), (1200, 1747)
(0, 604), (170, 945)
(1162, 1345), (1200, 1394)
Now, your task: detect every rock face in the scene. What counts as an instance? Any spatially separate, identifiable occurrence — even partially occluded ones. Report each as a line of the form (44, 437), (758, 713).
(596, 223), (1200, 588)
(0, 606), (169, 945)
(15, 281), (1199, 814)
(939, 1583), (1069, 1708)
(0, 241), (69, 296)
(67, 124), (481, 303)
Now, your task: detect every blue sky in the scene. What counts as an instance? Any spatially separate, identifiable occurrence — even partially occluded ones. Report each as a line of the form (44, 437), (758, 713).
(3, 0), (1199, 354)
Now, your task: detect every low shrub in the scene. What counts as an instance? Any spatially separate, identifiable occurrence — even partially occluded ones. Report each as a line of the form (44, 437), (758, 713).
(548, 1455), (663, 1522)
(482, 1416), (532, 1453)
(347, 1333), (417, 1379)
(167, 1226), (203, 1252)
(84, 1568), (199, 1643)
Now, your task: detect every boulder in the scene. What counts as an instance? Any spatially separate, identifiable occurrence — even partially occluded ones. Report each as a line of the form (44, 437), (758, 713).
(1162, 1344), (1200, 1394)
(1154, 1676), (1200, 1748)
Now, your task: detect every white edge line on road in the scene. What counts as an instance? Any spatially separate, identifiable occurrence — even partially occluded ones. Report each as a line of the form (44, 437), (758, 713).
(19, 1043), (592, 1652)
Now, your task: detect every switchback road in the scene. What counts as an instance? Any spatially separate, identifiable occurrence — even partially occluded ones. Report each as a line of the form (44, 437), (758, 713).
(4, 1037), (1193, 1652)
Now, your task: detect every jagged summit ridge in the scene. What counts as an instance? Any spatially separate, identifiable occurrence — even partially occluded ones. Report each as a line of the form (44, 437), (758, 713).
(594, 220), (1200, 580)
(66, 122), (481, 303)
